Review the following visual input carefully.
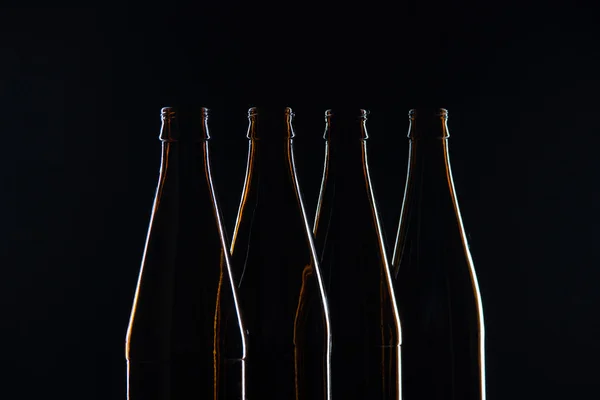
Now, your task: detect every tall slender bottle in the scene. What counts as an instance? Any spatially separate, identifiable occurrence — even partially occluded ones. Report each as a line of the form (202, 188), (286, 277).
(229, 107), (331, 400)
(313, 109), (402, 399)
(125, 107), (247, 400)
(392, 108), (485, 400)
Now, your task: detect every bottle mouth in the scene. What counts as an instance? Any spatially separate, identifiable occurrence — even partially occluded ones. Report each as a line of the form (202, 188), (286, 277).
(159, 106), (210, 142)
(324, 109), (369, 119)
(408, 108), (448, 119)
(247, 107), (294, 118)
(245, 107), (296, 140)
(407, 108), (450, 140)
(161, 107), (176, 120)
(323, 109), (370, 141)
(201, 107), (210, 119)
(161, 106), (210, 119)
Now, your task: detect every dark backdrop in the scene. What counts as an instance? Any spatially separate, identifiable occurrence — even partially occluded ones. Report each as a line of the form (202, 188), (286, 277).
(2, 2), (599, 399)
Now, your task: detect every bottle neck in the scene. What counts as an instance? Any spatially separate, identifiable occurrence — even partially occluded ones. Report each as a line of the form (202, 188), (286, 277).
(322, 138), (369, 186)
(245, 137), (293, 178)
(321, 110), (370, 187)
(408, 137), (451, 173)
(243, 107), (296, 177)
(314, 133), (375, 238)
(404, 111), (453, 187)
(158, 105), (212, 181)
(402, 137), (457, 218)
(230, 131), (307, 257)
(391, 136), (456, 268)
(230, 109), (301, 250)
(157, 140), (213, 197)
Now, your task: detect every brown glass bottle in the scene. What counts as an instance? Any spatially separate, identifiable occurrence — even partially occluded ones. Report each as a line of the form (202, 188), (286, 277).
(125, 107), (247, 400)
(229, 107), (331, 400)
(392, 108), (485, 400)
(313, 109), (402, 399)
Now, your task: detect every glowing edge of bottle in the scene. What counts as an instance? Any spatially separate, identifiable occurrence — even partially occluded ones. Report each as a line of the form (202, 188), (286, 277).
(287, 112), (333, 400)
(362, 133), (403, 400)
(442, 134), (487, 400)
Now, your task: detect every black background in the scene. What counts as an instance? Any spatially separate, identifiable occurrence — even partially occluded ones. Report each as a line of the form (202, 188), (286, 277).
(3, 2), (599, 399)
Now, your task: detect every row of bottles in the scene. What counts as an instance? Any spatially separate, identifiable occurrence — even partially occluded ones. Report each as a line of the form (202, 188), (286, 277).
(125, 106), (486, 400)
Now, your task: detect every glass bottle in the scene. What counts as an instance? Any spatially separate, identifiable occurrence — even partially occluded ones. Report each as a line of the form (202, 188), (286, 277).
(392, 108), (486, 400)
(313, 109), (402, 399)
(125, 107), (247, 400)
(229, 107), (331, 400)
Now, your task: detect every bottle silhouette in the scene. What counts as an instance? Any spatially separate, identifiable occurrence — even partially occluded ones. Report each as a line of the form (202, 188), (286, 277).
(125, 107), (247, 400)
(392, 108), (486, 400)
(313, 109), (402, 399)
(229, 107), (331, 400)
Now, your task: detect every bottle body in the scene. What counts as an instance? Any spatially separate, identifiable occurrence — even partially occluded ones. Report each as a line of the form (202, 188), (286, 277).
(313, 110), (402, 399)
(229, 108), (331, 400)
(392, 109), (485, 400)
(125, 107), (246, 400)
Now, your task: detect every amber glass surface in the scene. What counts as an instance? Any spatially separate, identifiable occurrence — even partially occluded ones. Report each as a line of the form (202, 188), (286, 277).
(312, 109), (402, 399)
(392, 109), (485, 400)
(229, 107), (331, 400)
(125, 107), (246, 400)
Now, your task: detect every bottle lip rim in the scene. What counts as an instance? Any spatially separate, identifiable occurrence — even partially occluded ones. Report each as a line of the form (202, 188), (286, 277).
(247, 107), (295, 117)
(408, 108), (448, 118)
(324, 109), (369, 119)
(160, 106), (210, 119)
(158, 106), (211, 142)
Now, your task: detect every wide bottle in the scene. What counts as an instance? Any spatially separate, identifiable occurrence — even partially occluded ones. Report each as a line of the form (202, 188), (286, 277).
(313, 109), (402, 399)
(229, 107), (331, 400)
(125, 107), (247, 400)
(392, 108), (486, 400)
